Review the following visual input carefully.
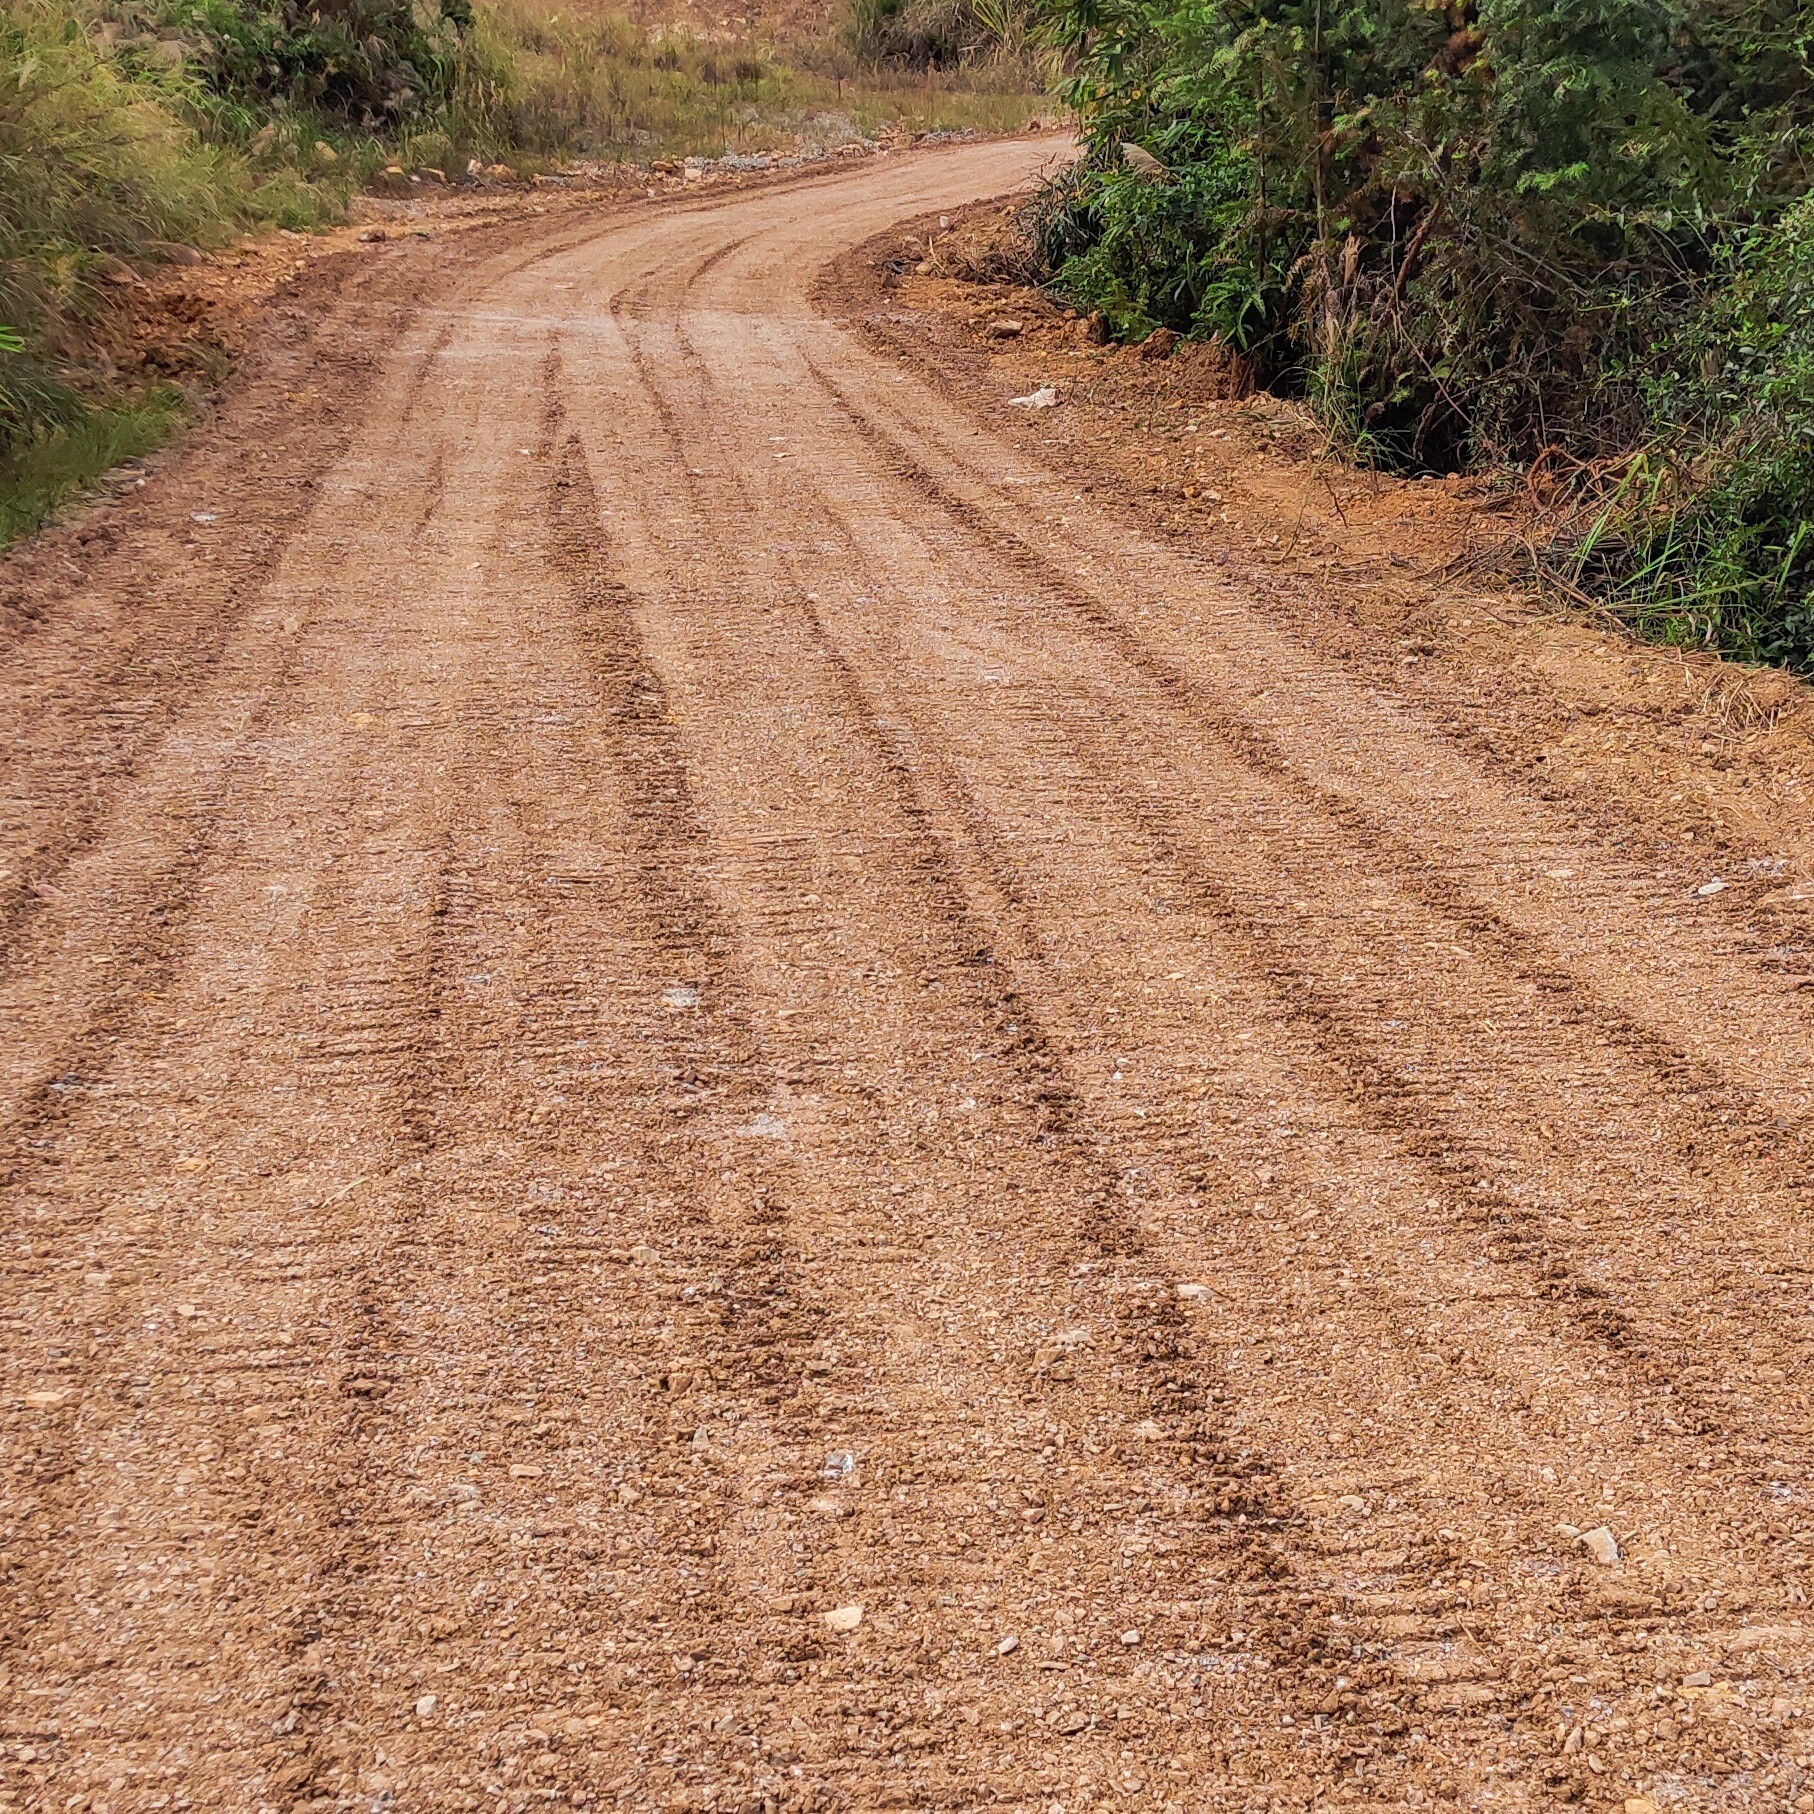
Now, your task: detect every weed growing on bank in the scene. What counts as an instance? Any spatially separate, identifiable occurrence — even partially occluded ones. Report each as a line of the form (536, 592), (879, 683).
(0, 390), (180, 544)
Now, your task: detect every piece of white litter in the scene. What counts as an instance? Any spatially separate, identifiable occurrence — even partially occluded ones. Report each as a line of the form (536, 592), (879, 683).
(1009, 387), (1060, 410)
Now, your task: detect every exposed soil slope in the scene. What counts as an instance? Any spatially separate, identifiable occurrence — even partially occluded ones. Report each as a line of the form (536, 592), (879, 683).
(4, 137), (1814, 1814)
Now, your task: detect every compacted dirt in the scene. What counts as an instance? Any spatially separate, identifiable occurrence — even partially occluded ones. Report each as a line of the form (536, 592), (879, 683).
(6, 137), (1814, 1814)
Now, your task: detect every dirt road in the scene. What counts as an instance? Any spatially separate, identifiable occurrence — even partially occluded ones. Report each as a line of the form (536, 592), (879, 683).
(5, 137), (1814, 1814)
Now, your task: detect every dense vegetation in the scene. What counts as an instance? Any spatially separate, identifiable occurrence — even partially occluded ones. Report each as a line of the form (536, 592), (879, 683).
(852, 0), (1040, 68)
(1034, 0), (1814, 670)
(0, 0), (1036, 542)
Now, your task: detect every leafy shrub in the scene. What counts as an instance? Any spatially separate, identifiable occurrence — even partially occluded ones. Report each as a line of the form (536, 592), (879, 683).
(1553, 199), (1814, 672)
(1034, 0), (1814, 666)
(135, 0), (473, 131)
(1028, 142), (1279, 346)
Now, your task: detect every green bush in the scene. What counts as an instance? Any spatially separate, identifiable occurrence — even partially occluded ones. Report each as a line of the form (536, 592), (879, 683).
(1034, 0), (1814, 668)
(1555, 198), (1814, 672)
(149, 0), (473, 129)
(0, 2), (339, 531)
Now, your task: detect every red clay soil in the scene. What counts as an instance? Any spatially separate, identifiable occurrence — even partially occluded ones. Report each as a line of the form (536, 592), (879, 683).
(3, 135), (1814, 1814)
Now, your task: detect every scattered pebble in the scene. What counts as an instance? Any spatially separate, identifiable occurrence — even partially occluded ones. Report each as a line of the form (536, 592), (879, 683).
(996, 1634), (1019, 1655)
(1577, 1525), (1620, 1566)
(1119, 1629), (1141, 1646)
(823, 1604), (864, 1633)
(415, 1694), (438, 1718)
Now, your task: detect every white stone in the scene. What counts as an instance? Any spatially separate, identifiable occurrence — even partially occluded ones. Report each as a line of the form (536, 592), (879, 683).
(1578, 1525), (1620, 1566)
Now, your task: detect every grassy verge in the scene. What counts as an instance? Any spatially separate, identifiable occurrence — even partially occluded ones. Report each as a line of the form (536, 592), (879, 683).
(460, 0), (1044, 162)
(0, 1), (341, 545)
(1018, 0), (1814, 676)
(0, 389), (181, 545)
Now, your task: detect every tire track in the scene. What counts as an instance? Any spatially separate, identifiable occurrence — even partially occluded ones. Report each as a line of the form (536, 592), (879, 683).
(586, 295), (1449, 1804)
(800, 352), (1814, 1151)
(23, 138), (1809, 1813)
(613, 290), (1814, 1792)
(797, 356), (1814, 1375)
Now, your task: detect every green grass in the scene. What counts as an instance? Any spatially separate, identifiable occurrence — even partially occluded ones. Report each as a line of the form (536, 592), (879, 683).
(0, 387), (181, 545)
(0, 2), (348, 544)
